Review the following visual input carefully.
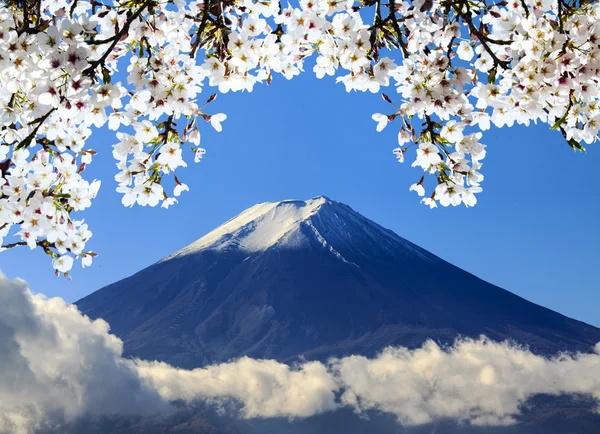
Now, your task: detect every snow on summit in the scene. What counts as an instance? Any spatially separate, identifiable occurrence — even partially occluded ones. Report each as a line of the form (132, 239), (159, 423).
(165, 196), (333, 259)
(161, 195), (436, 265)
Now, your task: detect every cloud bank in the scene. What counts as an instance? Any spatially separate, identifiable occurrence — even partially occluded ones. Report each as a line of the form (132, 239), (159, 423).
(0, 274), (168, 434)
(1, 273), (600, 434)
(334, 339), (600, 426)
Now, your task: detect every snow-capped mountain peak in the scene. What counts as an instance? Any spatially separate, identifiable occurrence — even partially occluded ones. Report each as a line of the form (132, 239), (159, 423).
(165, 196), (334, 259)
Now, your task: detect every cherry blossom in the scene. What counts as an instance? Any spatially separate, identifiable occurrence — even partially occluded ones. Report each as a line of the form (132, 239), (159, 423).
(0, 0), (598, 273)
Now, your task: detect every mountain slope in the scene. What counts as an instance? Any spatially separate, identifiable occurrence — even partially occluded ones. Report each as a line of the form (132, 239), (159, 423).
(77, 196), (600, 368)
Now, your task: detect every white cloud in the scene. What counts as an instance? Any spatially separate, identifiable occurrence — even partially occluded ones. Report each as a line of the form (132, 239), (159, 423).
(0, 272), (599, 434)
(137, 358), (337, 418)
(333, 339), (600, 426)
(0, 274), (168, 434)
(0, 273), (336, 433)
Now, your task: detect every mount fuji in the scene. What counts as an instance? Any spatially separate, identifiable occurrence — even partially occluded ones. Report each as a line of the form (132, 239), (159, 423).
(77, 196), (600, 369)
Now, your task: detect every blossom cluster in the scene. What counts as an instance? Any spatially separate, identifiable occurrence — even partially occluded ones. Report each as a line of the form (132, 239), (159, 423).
(373, 0), (600, 208)
(0, 0), (598, 273)
(0, 0), (226, 274)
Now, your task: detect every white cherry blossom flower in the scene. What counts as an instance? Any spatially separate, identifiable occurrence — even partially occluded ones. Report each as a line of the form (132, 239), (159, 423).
(372, 113), (389, 132)
(210, 113), (227, 132)
(457, 41), (474, 61)
(53, 255), (74, 273)
(0, 0), (598, 271)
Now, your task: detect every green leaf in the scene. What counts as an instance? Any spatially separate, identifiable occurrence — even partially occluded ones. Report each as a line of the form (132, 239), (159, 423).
(14, 135), (33, 151)
(101, 66), (111, 84)
(551, 114), (568, 131)
(487, 67), (497, 84)
(567, 139), (586, 152)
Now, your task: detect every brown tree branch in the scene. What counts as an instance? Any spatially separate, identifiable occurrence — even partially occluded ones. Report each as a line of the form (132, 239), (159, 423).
(83, 0), (155, 78)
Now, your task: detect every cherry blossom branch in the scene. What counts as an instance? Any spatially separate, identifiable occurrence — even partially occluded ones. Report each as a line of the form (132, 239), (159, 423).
(0, 0), (598, 274)
(84, 0), (155, 78)
(369, 0), (383, 60)
(190, 0), (213, 58)
(519, 0), (530, 18)
(447, 1), (511, 69)
(1, 240), (53, 250)
(14, 108), (56, 151)
(386, 0), (409, 58)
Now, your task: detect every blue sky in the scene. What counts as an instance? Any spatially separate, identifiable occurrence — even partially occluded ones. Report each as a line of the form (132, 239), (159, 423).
(1, 70), (599, 326)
